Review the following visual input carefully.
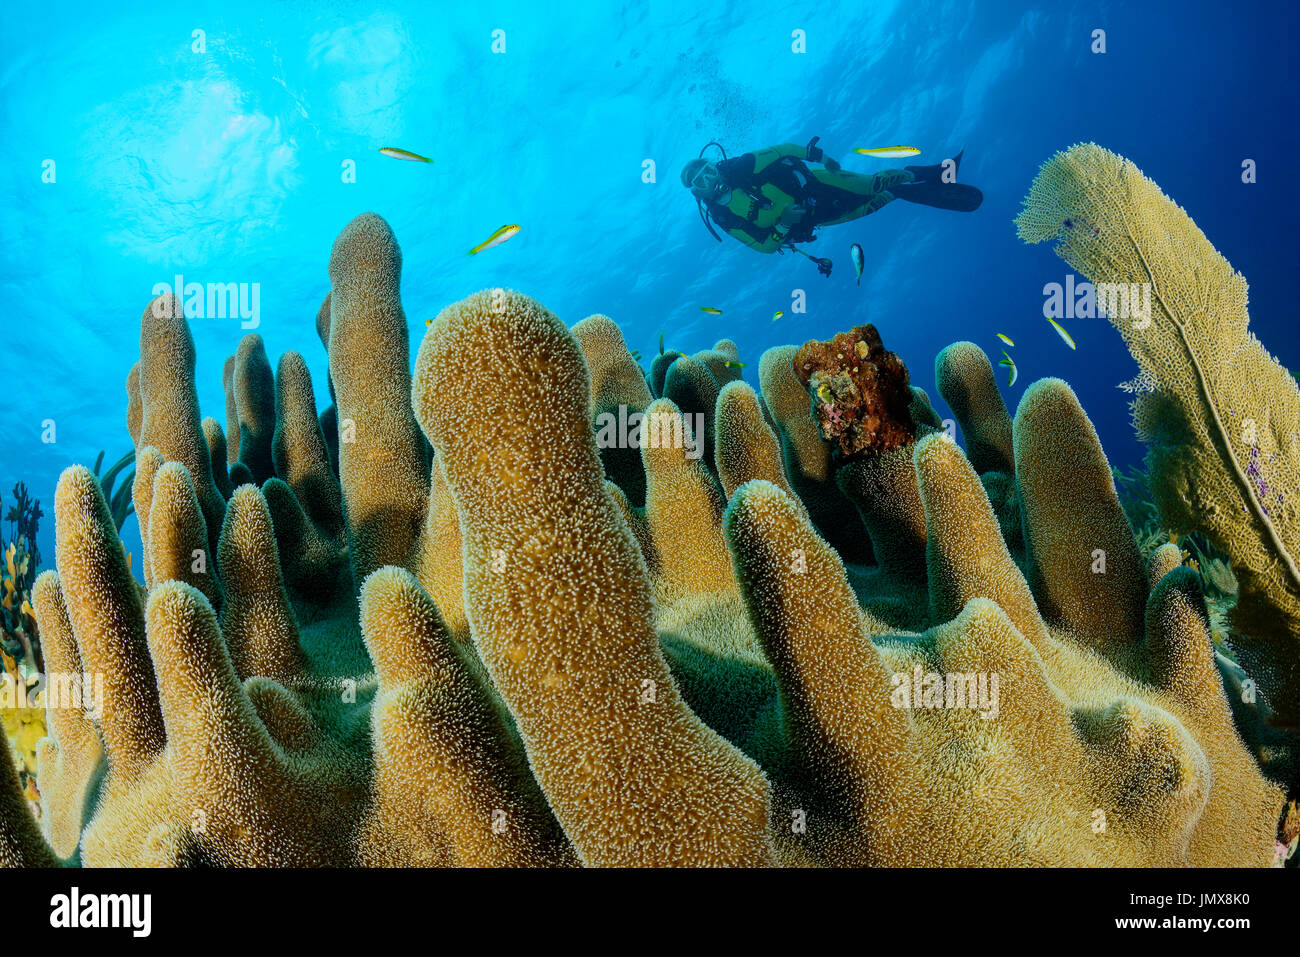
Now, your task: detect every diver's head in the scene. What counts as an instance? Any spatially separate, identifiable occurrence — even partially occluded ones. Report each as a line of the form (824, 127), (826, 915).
(682, 159), (725, 201)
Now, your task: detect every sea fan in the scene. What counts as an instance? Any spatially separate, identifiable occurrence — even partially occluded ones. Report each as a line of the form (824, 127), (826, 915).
(1017, 143), (1300, 726)
(1117, 369), (1157, 395)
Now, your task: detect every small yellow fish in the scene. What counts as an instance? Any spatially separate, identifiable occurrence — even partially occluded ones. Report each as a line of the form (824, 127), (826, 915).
(999, 350), (1018, 387)
(853, 145), (921, 159)
(997, 333), (1014, 346)
(425, 319), (433, 327)
(468, 224), (521, 256)
(699, 306), (723, 315)
(816, 383), (834, 403)
(379, 146), (434, 163)
(1046, 317), (1076, 350)
(725, 360), (746, 368)
(771, 310), (784, 322)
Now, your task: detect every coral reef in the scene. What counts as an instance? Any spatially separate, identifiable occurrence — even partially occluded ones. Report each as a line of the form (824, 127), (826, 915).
(1, 649), (43, 818)
(1115, 463), (1299, 813)
(1, 731), (56, 867)
(2, 209), (1286, 868)
(415, 292), (772, 866)
(1018, 143), (1300, 728)
(2, 482), (47, 812)
(757, 344), (875, 564)
(573, 314), (652, 505)
(1279, 799), (1300, 866)
(1, 483), (43, 672)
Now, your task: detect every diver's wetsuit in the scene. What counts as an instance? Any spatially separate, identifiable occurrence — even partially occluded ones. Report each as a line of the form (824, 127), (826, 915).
(707, 142), (912, 253)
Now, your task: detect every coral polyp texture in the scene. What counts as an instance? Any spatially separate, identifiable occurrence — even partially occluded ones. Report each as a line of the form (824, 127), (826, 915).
(2, 208), (1286, 869)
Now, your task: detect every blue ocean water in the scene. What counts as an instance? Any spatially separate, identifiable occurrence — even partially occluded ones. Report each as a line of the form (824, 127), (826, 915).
(1, 0), (1296, 571)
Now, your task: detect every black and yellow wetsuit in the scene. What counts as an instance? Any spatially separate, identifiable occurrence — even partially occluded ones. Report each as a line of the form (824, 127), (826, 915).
(707, 143), (913, 253)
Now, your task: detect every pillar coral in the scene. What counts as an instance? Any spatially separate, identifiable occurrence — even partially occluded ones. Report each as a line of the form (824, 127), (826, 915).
(3, 210), (1284, 870)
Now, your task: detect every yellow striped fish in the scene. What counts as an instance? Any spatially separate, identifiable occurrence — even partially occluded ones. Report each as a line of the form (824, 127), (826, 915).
(999, 350), (1018, 387)
(379, 146), (433, 163)
(853, 145), (921, 159)
(1046, 317), (1076, 350)
(997, 333), (1014, 346)
(468, 224), (521, 256)
(699, 306), (723, 315)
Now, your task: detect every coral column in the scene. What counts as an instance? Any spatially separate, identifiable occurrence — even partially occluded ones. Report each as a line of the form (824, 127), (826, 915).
(414, 289), (776, 867)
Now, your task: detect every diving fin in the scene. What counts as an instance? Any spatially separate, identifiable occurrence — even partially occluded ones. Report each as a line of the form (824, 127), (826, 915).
(891, 179), (983, 212)
(904, 148), (964, 183)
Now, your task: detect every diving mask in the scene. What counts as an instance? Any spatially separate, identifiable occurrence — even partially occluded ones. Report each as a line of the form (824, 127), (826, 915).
(689, 162), (725, 200)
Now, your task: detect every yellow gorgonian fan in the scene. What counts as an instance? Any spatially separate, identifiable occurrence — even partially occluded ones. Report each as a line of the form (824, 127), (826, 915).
(1017, 143), (1300, 726)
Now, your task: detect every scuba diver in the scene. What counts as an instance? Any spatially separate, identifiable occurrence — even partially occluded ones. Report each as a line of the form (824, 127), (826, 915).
(681, 137), (982, 276)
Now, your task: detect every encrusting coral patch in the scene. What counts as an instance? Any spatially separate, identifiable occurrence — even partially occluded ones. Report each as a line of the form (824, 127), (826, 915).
(794, 323), (915, 460)
(2, 198), (1287, 868)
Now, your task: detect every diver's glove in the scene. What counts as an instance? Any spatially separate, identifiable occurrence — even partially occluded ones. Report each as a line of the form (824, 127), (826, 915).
(806, 136), (840, 170)
(784, 221), (817, 244)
